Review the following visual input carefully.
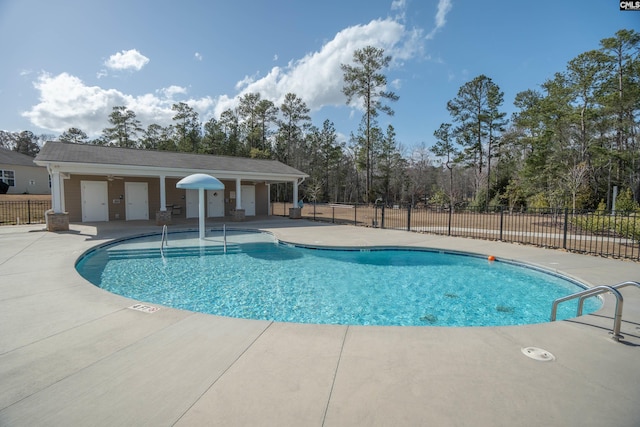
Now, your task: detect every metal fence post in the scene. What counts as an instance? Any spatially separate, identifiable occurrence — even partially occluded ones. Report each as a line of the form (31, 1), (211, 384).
(381, 204), (385, 228)
(448, 203), (452, 236)
(374, 205), (378, 227)
(407, 203), (411, 231)
(27, 200), (32, 224)
(563, 208), (569, 249)
(499, 205), (504, 240)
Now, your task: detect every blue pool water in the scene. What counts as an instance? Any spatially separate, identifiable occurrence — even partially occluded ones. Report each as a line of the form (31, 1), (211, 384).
(76, 230), (601, 327)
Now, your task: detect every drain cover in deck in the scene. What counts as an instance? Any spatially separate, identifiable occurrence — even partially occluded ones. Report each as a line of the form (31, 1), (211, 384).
(521, 347), (555, 361)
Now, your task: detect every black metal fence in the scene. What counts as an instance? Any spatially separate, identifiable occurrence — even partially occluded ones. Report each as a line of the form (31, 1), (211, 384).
(0, 200), (52, 225)
(271, 202), (640, 261)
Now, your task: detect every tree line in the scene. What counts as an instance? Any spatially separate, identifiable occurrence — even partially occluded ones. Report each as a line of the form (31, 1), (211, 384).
(1, 29), (638, 210)
(432, 29), (639, 211)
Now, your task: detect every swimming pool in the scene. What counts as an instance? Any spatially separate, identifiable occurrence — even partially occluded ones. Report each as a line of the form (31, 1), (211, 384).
(76, 229), (601, 327)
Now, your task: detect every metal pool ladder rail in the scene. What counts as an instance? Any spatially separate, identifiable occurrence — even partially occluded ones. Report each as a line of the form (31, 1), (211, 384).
(551, 281), (640, 342)
(160, 224), (168, 257)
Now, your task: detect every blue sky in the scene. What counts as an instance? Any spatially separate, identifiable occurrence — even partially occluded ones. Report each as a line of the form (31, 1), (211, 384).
(0, 0), (637, 153)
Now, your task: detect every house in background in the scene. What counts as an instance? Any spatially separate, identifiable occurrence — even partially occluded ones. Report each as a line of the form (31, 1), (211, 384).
(34, 141), (307, 230)
(0, 147), (51, 194)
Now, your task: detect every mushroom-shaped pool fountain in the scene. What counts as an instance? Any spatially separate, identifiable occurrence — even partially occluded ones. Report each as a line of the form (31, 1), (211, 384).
(176, 173), (225, 239)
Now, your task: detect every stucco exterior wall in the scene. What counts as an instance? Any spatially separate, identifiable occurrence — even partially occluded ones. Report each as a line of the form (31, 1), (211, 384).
(63, 177), (81, 222)
(63, 175), (271, 222)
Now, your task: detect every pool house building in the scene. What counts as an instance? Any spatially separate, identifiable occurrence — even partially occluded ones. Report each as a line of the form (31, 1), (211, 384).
(34, 141), (308, 230)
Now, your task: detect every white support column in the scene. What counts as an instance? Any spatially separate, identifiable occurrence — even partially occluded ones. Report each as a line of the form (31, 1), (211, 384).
(45, 166), (69, 231)
(59, 173), (66, 213)
(267, 184), (271, 215)
(159, 175), (167, 211)
(235, 178), (242, 210)
(293, 180), (299, 206)
(49, 167), (63, 213)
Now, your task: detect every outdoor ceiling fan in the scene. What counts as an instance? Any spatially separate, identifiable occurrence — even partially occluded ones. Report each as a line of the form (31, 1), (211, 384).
(107, 175), (124, 181)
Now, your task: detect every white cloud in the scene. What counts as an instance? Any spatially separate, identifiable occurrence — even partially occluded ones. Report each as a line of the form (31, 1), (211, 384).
(235, 74), (259, 91)
(214, 16), (423, 117)
(391, 0), (406, 10)
(23, 72), (213, 136)
(195, 52), (203, 61)
(22, 4), (430, 137)
(426, 0), (453, 40)
(104, 49), (150, 71)
(159, 85), (187, 99)
(391, 0), (407, 20)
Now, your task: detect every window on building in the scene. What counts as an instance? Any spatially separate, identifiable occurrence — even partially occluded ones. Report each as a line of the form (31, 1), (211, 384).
(0, 170), (15, 187)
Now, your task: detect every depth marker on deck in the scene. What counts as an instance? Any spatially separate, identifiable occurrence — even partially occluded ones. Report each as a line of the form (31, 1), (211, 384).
(129, 304), (160, 313)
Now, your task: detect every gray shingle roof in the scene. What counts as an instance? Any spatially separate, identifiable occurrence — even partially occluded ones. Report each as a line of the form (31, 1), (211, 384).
(0, 147), (39, 167)
(35, 141), (307, 177)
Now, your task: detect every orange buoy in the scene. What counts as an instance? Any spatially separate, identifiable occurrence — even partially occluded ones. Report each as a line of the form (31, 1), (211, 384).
(488, 255), (496, 262)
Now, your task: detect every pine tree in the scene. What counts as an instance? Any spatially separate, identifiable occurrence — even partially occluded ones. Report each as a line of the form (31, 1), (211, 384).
(342, 46), (398, 202)
(102, 106), (143, 148)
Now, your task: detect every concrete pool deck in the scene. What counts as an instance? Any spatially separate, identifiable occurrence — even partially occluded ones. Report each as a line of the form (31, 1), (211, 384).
(1, 217), (639, 426)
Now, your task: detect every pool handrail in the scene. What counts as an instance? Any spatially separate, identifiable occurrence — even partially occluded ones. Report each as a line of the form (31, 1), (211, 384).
(160, 224), (168, 257)
(551, 285), (624, 341)
(577, 281), (640, 317)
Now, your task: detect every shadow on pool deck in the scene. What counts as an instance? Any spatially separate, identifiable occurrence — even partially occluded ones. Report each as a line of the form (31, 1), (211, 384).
(1, 217), (639, 426)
